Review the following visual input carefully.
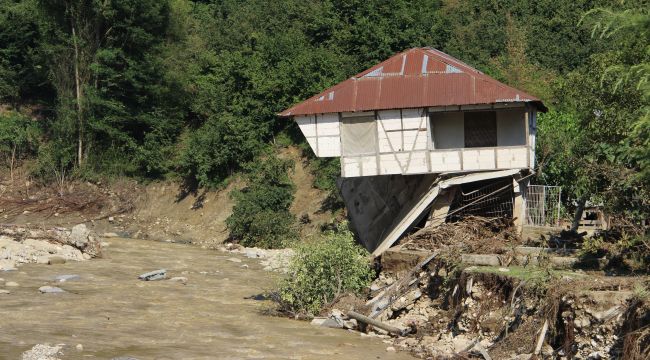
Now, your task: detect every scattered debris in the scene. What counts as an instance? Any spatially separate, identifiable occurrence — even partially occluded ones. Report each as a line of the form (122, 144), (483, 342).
(138, 269), (167, 281)
(402, 216), (520, 254)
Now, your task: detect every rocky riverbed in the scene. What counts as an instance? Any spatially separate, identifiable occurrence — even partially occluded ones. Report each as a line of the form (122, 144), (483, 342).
(0, 237), (412, 360)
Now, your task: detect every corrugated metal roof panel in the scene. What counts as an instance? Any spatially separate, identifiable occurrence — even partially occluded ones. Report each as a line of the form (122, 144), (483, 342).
(279, 48), (546, 116)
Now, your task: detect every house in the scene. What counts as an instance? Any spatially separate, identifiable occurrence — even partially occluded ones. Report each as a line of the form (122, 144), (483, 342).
(280, 48), (547, 255)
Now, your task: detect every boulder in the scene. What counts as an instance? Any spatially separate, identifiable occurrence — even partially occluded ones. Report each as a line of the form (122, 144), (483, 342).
(69, 224), (101, 257)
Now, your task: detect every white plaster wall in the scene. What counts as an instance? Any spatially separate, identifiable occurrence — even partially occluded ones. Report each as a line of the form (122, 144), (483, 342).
(294, 114), (341, 157)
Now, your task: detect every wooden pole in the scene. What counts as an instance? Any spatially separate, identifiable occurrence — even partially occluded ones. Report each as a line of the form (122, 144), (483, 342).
(347, 311), (408, 336)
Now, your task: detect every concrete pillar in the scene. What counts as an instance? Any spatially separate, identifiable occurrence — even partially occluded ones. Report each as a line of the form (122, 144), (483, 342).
(512, 176), (529, 235)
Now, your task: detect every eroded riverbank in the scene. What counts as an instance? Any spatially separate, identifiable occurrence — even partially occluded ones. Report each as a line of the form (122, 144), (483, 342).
(0, 238), (413, 359)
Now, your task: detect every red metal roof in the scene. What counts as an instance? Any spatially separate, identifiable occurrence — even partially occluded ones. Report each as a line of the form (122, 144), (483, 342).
(279, 48), (546, 117)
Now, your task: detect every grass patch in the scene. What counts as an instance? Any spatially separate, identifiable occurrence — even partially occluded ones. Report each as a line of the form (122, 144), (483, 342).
(464, 265), (586, 283)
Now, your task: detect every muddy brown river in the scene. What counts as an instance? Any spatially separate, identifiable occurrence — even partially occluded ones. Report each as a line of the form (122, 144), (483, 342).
(0, 238), (413, 359)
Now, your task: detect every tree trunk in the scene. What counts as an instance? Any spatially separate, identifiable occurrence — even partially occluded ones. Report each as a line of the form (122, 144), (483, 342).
(571, 196), (587, 232)
(72, 22), (83, 166)
(10, 143), (16, 185)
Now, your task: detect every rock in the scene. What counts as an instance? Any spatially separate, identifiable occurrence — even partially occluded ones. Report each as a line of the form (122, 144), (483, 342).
(108, 216), (115, 223)
(5, 281), (19, 287)
(451, 335), (473, 353)
(54, 274), (80, 282)
(0, 289), (10, 294)
(138, 269), (167, 281)
(498, 267), (510, 272)
(169, 276), (188, 283)
(0, 259), (16, 271)
(343, 319), (358, 330)
(227, 257), (242, 263)
(21, 344), (62, 360)
(512, 354), (533, 360)
(69, 224), (101, 257)
(587, 351), (602, 359)
(386, 346), (396, 352)
(102, 232), (119, 238)
(574, 316), (591, 329)
(310, 317), (343, 329)
(39, 286), (66, 294)
(70, 224), (91, 247)
(542, 344), (554, 357)
(48, 256), (67, 265)
(76, 344), (83, 351)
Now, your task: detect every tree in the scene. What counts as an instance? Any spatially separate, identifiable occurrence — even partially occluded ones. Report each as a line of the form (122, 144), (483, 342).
(0, 111), (40, 183)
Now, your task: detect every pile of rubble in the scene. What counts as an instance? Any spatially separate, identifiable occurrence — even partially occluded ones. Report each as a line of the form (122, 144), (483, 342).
(314, 253), (643, 359)
(0, 224), (102, 270)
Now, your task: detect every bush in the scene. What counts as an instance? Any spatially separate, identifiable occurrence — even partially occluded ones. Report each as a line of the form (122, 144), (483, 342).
(278, 223), (373, 315)
(226, 155), (298, 248)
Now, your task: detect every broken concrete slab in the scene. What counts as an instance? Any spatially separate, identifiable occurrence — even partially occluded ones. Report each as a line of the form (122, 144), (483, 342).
(138, 269), (167, 281)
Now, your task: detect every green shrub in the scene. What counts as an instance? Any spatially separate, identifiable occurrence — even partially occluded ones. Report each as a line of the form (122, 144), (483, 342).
(226, 155), (298, 248)
(278, 223), (373, 315)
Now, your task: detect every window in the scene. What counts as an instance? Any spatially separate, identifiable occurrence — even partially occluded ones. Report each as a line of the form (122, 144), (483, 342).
(464, 111), (497, 148)
(341, 115), (377, 156)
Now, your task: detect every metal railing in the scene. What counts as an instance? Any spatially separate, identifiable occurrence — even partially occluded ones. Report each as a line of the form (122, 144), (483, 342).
(524, 185), (562, 227)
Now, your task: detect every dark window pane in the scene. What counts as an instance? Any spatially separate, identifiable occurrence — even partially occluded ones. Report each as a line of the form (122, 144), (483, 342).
(464, 111), (497, 147)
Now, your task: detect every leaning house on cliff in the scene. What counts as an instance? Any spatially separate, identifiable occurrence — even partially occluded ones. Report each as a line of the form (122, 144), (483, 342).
(280, 48), (547, 256)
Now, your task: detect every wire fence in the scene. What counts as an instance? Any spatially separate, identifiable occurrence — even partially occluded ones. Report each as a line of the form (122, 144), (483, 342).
(525, 185), (562, 227)
(447, 178), (514, 221)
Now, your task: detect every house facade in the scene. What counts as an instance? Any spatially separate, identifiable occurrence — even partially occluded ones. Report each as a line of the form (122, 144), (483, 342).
(280, 48), (546, 255)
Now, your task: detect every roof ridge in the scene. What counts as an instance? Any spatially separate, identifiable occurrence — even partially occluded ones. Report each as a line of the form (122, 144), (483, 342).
(279, 48), (545, 116)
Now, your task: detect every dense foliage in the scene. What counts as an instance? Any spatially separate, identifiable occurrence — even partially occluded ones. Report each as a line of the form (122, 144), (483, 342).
(278, 223), (373, 315)
(0, 0), (648, 230)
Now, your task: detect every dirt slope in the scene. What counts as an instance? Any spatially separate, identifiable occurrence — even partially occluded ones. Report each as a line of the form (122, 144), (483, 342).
(0, 146), (334, 246)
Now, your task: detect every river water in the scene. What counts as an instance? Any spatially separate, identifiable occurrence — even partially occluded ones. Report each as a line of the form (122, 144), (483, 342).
(0, 238), (413, 359)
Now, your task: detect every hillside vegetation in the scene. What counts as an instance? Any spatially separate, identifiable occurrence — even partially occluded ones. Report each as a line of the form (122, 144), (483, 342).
(0, 0), (648, 247)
